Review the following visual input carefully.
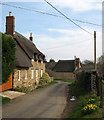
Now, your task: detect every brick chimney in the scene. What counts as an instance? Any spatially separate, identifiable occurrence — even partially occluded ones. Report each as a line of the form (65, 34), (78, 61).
(6, 12), (15, 36)
(29, 33), (33, 42)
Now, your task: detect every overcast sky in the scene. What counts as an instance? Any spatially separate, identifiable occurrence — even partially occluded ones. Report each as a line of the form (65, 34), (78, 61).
(0, 0), (103, 62)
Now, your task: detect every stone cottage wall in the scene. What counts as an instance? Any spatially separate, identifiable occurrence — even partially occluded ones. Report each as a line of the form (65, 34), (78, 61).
(46, 68), (75, 80)
(13, 61), (45, 88)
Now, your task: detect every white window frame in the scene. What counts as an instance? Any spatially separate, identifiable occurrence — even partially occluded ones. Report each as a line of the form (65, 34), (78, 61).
(36, 69), (38, 78)
(18, 70), (20, 81)
(40, 69), (43, 77)
(31, 69), (34, 79)
(25, 70), (28, 80)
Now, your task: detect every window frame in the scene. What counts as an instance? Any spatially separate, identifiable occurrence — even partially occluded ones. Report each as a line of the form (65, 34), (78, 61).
(40, 69), (43, 77)
(25, 70), (28, 80)
(31, 69), (34, 79)
(18, 70), (20, 81)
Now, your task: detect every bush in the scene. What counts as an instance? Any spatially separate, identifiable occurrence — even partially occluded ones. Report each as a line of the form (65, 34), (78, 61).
(40, 72), (51, 84)
(76, 71), (91, 91)
(2, 33), (16, 84)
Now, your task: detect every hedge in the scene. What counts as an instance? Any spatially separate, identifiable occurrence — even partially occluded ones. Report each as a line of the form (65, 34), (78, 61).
(76, 71), (91, 92)
(2, 33), (16, 84)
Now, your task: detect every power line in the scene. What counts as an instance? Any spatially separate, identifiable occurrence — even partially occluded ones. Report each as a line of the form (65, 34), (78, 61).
(0, 2), (101, 27)
(0, 2), (61, 18)
(73, 19), (102, 27)
(44, 0), (94, 35)
(41, 37), (93, 51)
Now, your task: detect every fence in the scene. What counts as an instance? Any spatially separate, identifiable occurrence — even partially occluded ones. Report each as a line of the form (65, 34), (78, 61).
(0, 74), (13, 92)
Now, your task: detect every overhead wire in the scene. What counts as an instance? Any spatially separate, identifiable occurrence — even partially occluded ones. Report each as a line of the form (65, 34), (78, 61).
(41, 37), (93, 51)
(0, 2), (102, 27)
(0, 2), (61, 18)
(44, 0), (93, 35)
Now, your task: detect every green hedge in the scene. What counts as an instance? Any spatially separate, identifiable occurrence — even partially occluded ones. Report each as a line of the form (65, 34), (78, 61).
(2, 33), (16, 84)
(76, 71), (91, 92)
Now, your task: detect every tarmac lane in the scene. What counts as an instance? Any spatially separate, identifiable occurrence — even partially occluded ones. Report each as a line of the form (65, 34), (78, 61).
(2, 81), (71, 118)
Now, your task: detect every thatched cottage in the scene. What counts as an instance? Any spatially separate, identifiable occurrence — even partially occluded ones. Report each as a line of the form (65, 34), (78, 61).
(6, 12), (46, 89)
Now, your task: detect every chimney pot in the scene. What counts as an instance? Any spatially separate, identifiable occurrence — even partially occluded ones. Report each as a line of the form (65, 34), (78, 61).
(29, 33), (33, 42)
(9, 12), (12, 16)
(30, 33), (32, 37)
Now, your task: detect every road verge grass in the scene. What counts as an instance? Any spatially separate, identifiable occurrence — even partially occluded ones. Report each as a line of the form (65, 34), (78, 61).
(14, 81), (58, 93)
(0, 97), (10, 105)
(55, 79), (75, 83)
(68, 83), (102, 118)
(37, 81), (58, 88)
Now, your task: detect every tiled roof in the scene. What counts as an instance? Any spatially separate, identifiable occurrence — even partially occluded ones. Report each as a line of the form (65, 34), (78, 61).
(53, 60), (75, 72)
(46, 62), (57, 70)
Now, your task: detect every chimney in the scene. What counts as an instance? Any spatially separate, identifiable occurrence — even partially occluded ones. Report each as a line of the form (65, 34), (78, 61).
(6, 12), (15, 36)
(29, 33), (33, 42)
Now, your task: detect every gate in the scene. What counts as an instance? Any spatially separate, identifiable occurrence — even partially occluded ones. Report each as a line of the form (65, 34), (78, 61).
(0, 74), (13, 92)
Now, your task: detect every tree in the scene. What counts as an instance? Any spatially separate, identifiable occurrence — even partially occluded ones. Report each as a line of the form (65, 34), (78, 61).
(82, 60), (94, 66)
(2, 33), (16, 84)
(49, 58), (55, 63)
(97, 55), (104, 70)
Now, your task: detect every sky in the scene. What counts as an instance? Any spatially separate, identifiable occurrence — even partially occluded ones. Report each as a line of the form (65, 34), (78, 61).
(0, 0), (103, 62)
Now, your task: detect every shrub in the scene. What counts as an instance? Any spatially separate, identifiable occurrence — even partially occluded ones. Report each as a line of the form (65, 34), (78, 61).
(76, 71), (91, 91)
(40, 72), (51, 84)
(2, 33), (16, 84)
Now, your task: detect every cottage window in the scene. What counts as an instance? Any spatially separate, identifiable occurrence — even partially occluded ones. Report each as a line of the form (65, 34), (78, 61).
(40, 69), (43, 77)
(31, 69), (34, 79)
(25, 70), (27, 80)
(36, 69), (38, 78)
(18, 70), (20, 81)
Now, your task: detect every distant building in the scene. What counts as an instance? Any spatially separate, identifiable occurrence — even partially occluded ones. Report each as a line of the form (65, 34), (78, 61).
(46, 57), (81, 80)
(5, 12), (46, 89)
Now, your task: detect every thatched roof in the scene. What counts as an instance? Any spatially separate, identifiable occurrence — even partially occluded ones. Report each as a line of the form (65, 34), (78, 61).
(14, 32), (45, 59)
(53, 60), (75, 72)
(13, 32), (45, 68)
(15, 42), (33, 68)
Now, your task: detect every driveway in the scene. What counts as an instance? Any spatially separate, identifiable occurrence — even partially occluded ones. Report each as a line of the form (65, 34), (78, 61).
(2, 81), (71, 118)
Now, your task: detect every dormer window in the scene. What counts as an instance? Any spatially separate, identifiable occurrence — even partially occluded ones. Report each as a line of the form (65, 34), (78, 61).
(38, 54), (42, 62)
(34, 53), (38, 61)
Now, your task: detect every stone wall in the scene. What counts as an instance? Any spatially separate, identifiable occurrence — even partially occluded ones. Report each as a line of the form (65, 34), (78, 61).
(46, 68), (75, 80)
(13, 61), (45, 88)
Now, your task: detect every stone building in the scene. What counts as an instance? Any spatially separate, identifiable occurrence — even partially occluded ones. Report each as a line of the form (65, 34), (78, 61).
(46, 57), (81, 80)
(6, 12), (46, 88)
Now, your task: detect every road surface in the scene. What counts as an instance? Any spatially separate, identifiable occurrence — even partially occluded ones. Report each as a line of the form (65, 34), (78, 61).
(2, 81), (71, 118)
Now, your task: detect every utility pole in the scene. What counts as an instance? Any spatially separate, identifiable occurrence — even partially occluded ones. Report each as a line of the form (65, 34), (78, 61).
(94, 31), (96, 70)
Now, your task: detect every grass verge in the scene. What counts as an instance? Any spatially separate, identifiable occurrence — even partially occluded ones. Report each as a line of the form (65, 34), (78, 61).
(55, 79), (75, 83)
(14, 81), (58, 93)
(0, 97), (10, 105)
(37, 81), (58, 88)
(68, 83), (102, 118)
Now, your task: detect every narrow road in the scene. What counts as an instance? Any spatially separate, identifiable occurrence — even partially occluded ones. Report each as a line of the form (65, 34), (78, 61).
(2, 81), (71, 118)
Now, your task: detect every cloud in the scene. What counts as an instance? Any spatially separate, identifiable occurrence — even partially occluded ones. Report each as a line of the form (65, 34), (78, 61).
(48, 0), (102, 12)
(2, 0), (102, 12)
(21, 28), (102, 62)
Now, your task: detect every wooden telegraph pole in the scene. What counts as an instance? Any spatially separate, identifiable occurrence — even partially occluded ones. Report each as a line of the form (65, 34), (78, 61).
(94, 31), (96, 70)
